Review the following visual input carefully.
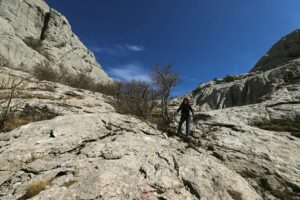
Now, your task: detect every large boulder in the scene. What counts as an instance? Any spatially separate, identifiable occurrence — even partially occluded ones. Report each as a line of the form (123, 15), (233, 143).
(252, 29), (300, 72)
(0, 0), (111, 84)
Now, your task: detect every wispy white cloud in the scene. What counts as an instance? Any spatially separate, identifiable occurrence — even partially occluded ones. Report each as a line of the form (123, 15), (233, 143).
(91, 45), (128, 56)
(91, 44), (145, 56)
(125, 44), (145, 52)
(108, 63), (151, 82)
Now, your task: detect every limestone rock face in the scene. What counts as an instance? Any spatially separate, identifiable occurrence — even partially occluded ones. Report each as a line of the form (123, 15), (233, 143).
(191, 30), (300, 111)
(0, 15), (300, 200)
(170, 65), (300, 200)
(252, 29), (300, 72)
(178, 97), (300, 200)
(0, 68), (261, 200)
(192, 60), (300, 110)
(0, 0), (111, 84)
(0, 66), (299, 199)
(168, 30), (300, 199)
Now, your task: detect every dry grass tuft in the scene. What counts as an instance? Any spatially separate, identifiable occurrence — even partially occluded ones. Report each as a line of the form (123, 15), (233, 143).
(2, 116), (34, 132)
(254, 120), (300, 135)
(0, 105), (58, 133)
(0, 91), (11, 100)
(33, 65), (60, 82)
(20, 172), (75, 199)
(1, 91), (53, 100)
(33, 93), (53, 100)
(62, 180), (77, 188)
(227, 190), (243, 200)
(19, 179), (53, 200)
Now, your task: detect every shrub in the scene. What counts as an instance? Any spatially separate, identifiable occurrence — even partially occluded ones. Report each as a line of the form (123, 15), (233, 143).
(114, 80), (159, 118)
(32, 64), (179, 125)
(61, 73), (94, 90)
(254, 120), (300, 134)
(282, 70), (299, 84)
(33, 65), (122, 97)
(1, 104), (58, 133)
(0, 78), (24, 130)
(223, 74), (236, 83)
(94, 81), (123, 97)
(33, 64), (60, 82)
(213, 78), (222, 84)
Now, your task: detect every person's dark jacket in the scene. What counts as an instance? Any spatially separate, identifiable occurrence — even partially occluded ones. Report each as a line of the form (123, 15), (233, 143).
(177, 104), (193, 119)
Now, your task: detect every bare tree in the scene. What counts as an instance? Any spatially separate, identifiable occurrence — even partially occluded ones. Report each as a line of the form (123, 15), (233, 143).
(119, 80), (159, 118)
(152, 65), (178, 123)
(0, 77), (24, 130)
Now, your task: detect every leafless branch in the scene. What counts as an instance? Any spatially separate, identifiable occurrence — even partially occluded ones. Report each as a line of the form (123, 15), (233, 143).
(0, 77), (25, 130)
(152, 64), (179, 123)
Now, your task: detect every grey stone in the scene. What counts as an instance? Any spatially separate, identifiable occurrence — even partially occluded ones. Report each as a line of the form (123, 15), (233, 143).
(191, 60), (300, 110)
(252, 29), (300, 72)
(0, 0), (111, 84)
(0, 68), (261, 200)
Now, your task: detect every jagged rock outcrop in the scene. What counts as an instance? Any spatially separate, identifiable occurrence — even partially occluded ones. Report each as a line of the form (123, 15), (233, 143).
(192, 60), (300, 110)
(252, 29), (300, 72)
(0, 0), (111, 84)
(170, 63), (300, 200)
(191, 30), (300, 111)
(181, 96), (300, 199)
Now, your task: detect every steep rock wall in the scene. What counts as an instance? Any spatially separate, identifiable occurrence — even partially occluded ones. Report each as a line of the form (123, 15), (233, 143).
(0, 0), (111, 84)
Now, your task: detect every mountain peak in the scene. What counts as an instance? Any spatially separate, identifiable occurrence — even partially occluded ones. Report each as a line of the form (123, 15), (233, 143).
(251, 29), (300, 72)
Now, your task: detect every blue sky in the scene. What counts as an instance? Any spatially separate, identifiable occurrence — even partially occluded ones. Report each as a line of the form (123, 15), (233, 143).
(45, 0), (300, 95)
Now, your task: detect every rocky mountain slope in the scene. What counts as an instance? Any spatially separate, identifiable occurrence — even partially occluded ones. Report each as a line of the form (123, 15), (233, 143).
(0, 1), (299, 199)
(0, 35), (299, 199)
(174, 30), (300, 200)
(0, 0), (111, 84)
(0, 68), (262, 200)
(252, 29), (300, 72)
(173, 83), (300, 199)
(191, 60), (300, 110)
(191, 30), (300, 111)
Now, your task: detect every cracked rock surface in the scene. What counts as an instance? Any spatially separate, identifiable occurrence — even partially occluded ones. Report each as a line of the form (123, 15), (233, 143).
(0, 68), (262, 200)
(0, 25), (299, 200)
(169, 34), (300, 199)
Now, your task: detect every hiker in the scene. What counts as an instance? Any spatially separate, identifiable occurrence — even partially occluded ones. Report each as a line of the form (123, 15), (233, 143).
(174, 98), (194, 137)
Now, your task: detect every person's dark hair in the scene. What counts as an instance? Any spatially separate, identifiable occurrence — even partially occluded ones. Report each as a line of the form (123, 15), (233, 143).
(182, 98), (189, 105)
